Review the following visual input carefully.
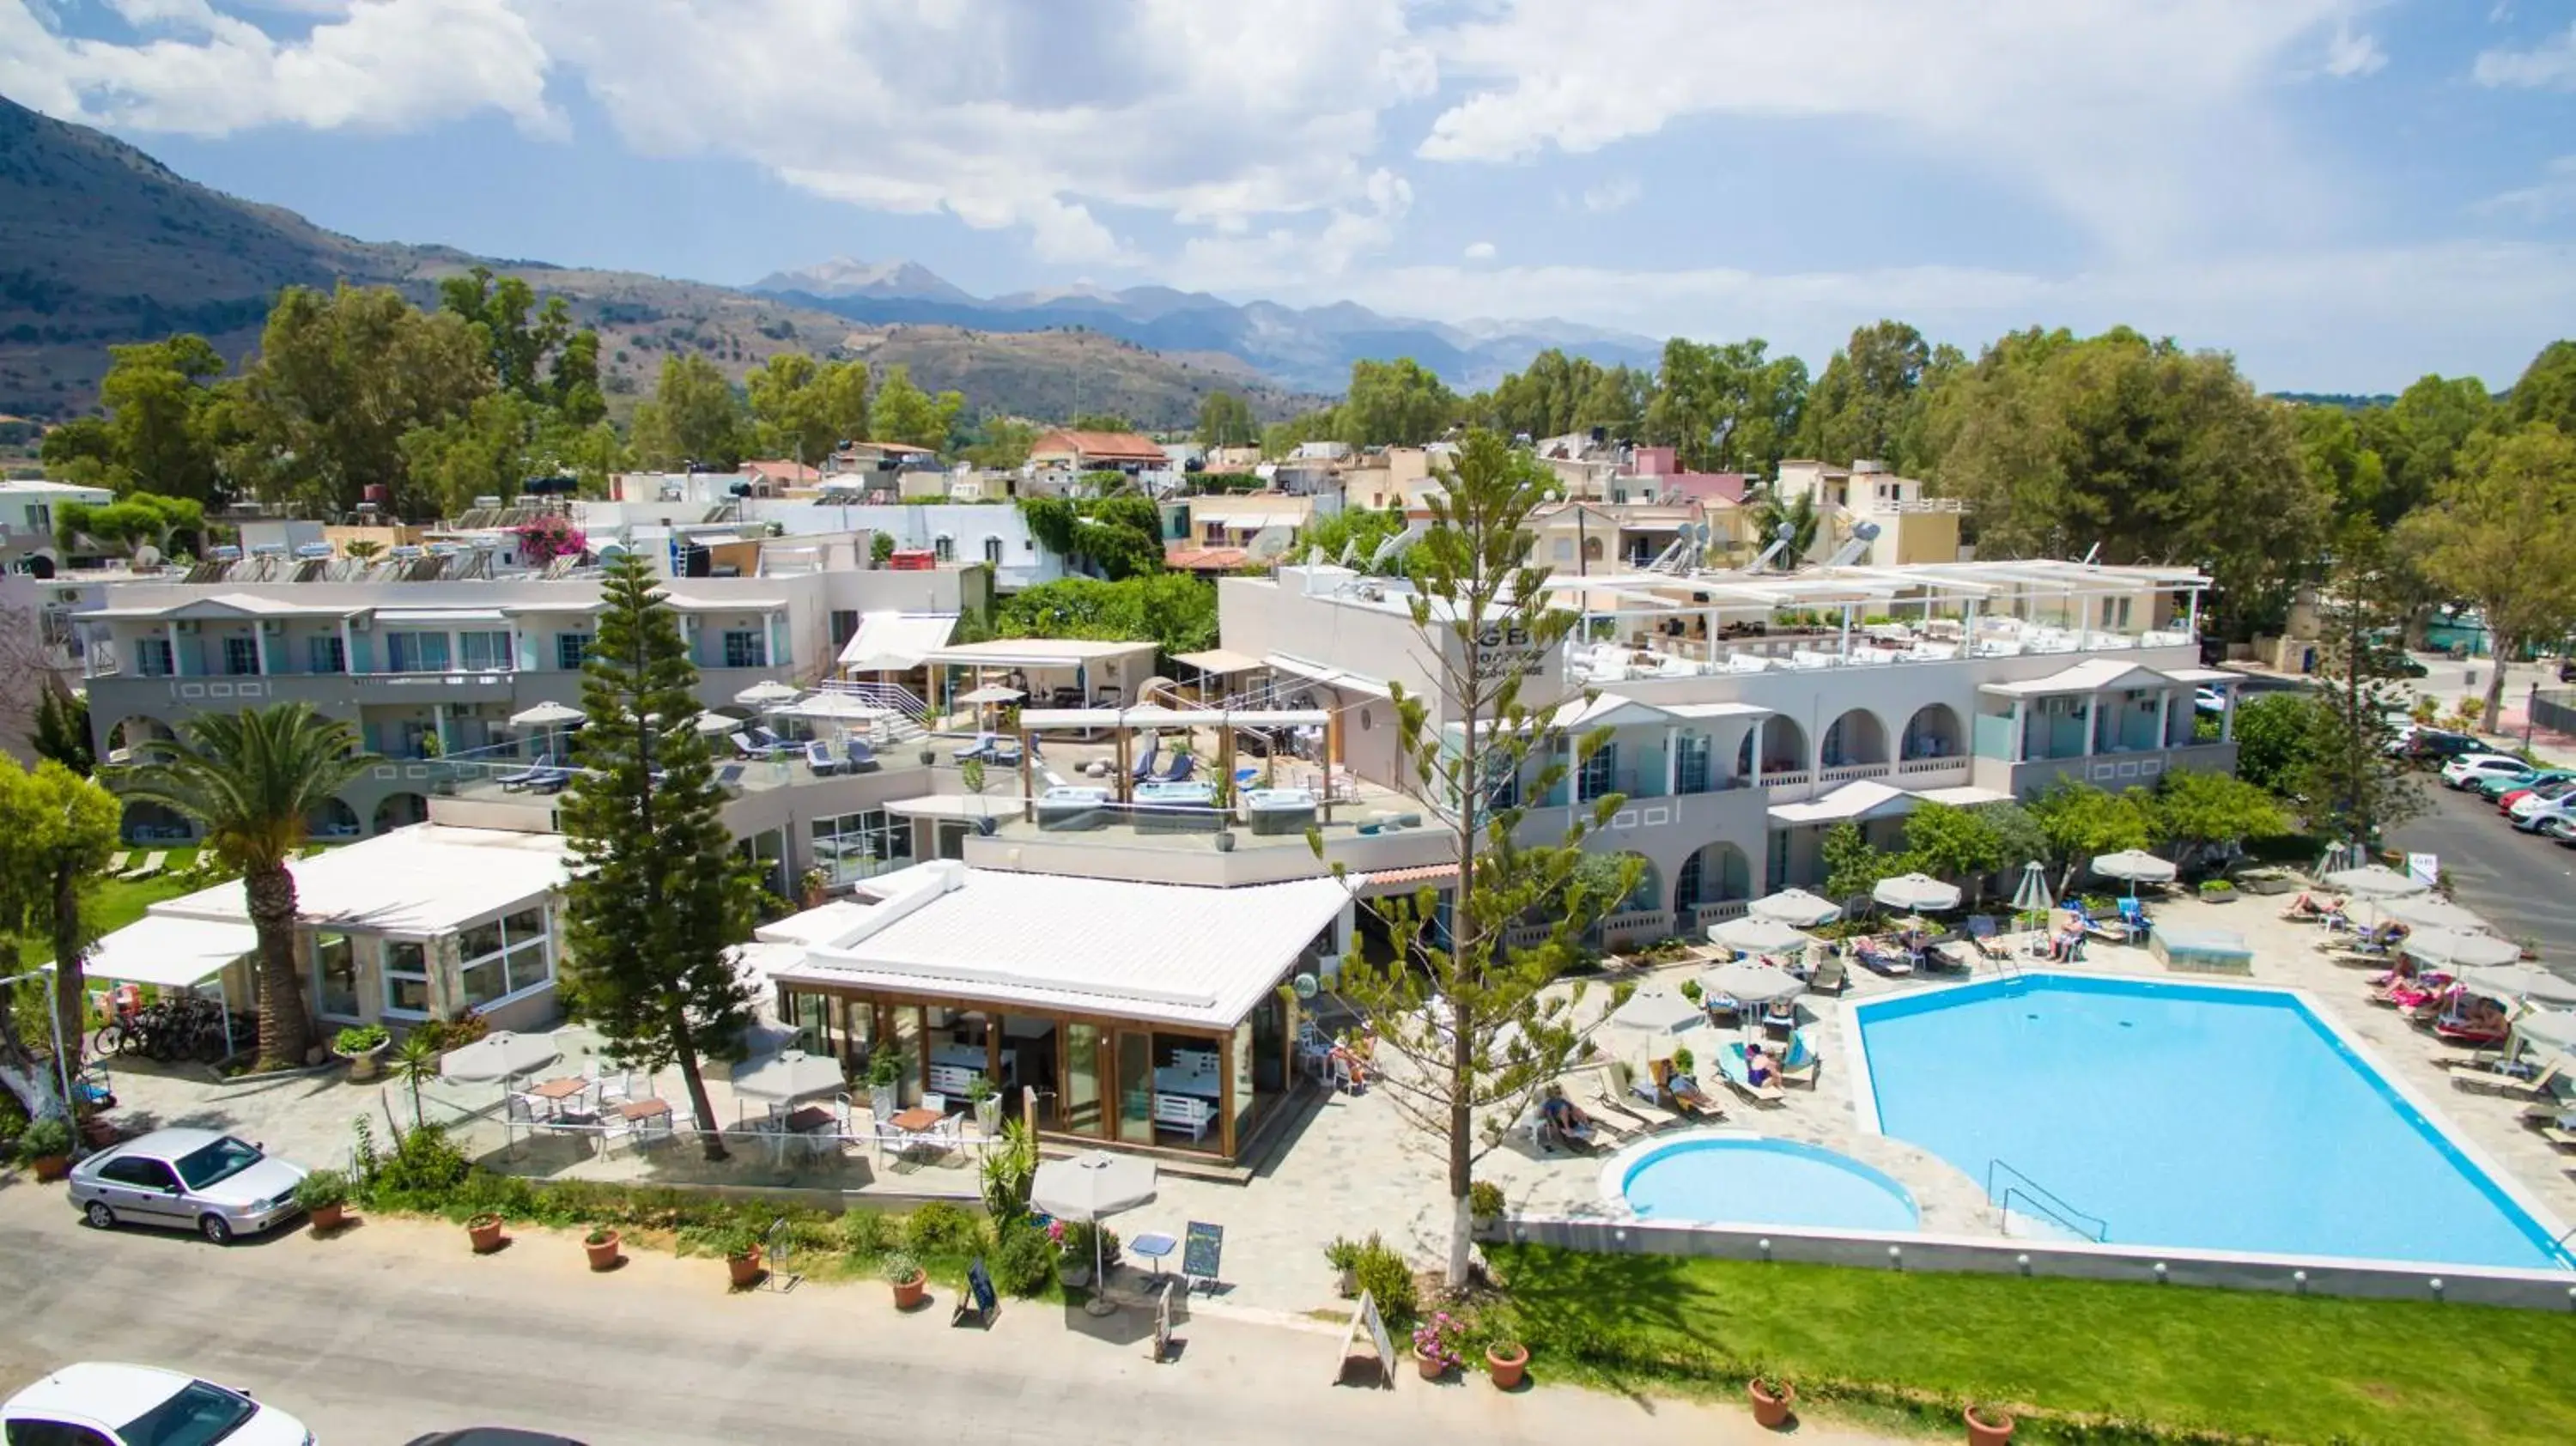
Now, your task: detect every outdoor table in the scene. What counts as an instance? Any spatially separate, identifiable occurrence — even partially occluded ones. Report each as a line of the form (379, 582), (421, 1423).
(887, 1106), (944, 1133)
(617, 1098), (671, 1122)
(1129, 1230), (1178, 1288)
(528, 1076), (591, 1118)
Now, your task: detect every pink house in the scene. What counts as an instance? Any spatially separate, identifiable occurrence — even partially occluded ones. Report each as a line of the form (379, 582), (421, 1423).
(1622, 447), (1749, 504)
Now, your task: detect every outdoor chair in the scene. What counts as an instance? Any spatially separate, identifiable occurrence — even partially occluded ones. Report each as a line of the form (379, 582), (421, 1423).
(592, 1110), (634, 1157)
(991, 738), (1024, 767)
(587, 1062), (634, 1105)
(125, 851), (167, 880)
(1156, 752), (1195, 783)
(526, 763), (573, 795)
(842, 738), (880, 773)
(714, 763), (745, 793)
(497, 754), (555, 790)
(1777, 1029), (1822, 1089)
(632, 1110), (674, 1151)
(805, 738), (843, 775)
(953, 732), (997, 762)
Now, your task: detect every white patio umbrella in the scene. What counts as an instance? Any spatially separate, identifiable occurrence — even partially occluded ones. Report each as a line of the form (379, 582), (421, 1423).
(2385, 896), (2494, 934)
(1030, 1151), (1157, 1315)
(2008, 861), (2054, 923)
(2456, 962), (2576, 1006)
(2089, 848), (2177, 884)
(2510, 1006), (2576, 1055)
(507, 700), (585, 761)
(1701, 957), (1804, 1006)
(1873, 872), (1962, 913)
(1708, 915), (1814, 954)
(439, 1030), (560, 1083)
(2322, 862), (2428, 899)
(1604, 985), (1708, 1060)
(692, 712), (744, 737)
(1747, 888), (1842, 927)
(734, 679), (801, 708)
(727, 1049), (845, 1103)
(2402, 928), (2523, 971)
(955, 684), (1025, 705)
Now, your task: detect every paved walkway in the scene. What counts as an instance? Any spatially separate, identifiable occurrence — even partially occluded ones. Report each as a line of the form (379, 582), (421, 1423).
(0, 1186), (1903, 1446)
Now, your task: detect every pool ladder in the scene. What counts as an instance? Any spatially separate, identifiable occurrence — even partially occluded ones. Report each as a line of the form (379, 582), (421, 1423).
(1987, 1158), (2108, 1242)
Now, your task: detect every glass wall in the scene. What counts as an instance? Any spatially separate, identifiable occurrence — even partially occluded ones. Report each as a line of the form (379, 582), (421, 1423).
(313, 933), (358, 1021)
(811, 809), (912, 887)
(381, 940), (429, 1018)
(1115, 1032), (1153, 1145)
(1062, 1024), (1102, 1133)
(736, 828), (790, 898)
(455, 905), (553, 1010)
(1231, 1017), (1257, 1146)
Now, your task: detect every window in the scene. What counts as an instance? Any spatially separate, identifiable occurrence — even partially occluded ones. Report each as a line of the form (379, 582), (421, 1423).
(982, 536), (1004, 565)
(136, 637), (174, 677)
(933, 535), (955, 562)
(828, 611), (860, 649)
(313, 932), (358, 1020)
(307, 635), (346, 674)
(455, 904), (553, 1010)
(721, 629), (767, 669)
(458, 629), (513, 671)
(811, 809), (911, 885)
(6, 1418), (119, 1444)
(222, 635), (259, 676)
(98, 1156), (175, 1189)
(555, 632), (592, 670)
(103, 1380), (256, 1446)
(24, 501), (51, 532)
(383, 940), (429, 1017)
(386, 631), (450, 672)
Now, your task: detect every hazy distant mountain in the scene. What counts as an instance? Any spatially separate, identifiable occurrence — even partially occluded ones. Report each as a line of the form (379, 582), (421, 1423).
(752, 258), (1665, 394)
(0, 96), (1320, 427)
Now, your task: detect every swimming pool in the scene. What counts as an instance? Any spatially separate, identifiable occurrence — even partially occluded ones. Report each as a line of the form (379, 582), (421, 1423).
(1612, 1133), (1920, 1232)
(1852, 974), (2573, 1272)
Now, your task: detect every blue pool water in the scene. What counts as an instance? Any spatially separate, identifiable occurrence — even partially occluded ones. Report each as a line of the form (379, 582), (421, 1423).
(1621, 1135), (1920, 1232)
(1856, 975), (2573, 1271)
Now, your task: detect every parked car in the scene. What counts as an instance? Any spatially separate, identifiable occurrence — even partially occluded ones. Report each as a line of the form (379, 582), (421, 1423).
(2540, 813), (2576, 846)
(2368, 647), (2431, 677)
(2193, 686), (2227, 714)
(2501, 776), (2576, 815)
(2, 1362), (313, 1446)
(66, 1127), (308, 1244)
(2403, 729), (2482, 762)
(2510, 792), (2576, 833)
(2479, 767), (2575, 801)
(2440, 754), (2529, 790)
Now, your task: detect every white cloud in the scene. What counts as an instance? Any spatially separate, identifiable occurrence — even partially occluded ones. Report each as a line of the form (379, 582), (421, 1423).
(1462, 240), (1497, 261)
(1416, 0), (2366, 258)
(2475, 155), (2576, 220)
(1579, 177), (1641, 214)
(0, 0), (556, 136)
(2475, 21), (2576, 89)
(2323, 21), (2386, 78)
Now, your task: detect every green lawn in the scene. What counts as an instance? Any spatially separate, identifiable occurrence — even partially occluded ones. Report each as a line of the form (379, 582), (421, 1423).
(1490, 1245), (2576, 1444)
(18, 850), (211, 966)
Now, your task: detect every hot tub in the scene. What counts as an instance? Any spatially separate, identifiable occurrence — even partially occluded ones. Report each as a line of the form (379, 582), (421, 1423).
(1607, 1131), (1920, 1232)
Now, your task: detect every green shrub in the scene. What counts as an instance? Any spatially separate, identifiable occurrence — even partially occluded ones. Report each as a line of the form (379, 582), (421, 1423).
(1468, 1180), (1506, 1219)
(1324, 1236), (1364, 1273)
(332, 1024), (388, 1054)
(1057, 1220), (1121, 1270)
(836, 1208), (897, 1258)
(990, 1218), (1056, 1297)
(683, 1222), (761, 1259)
(15, 1115), (72, 1162)
(293, 1170), (349, 1211)
(904, 1200), (986, 1257)
(880, 1249), (924, 1284)
(1351, 1233), (1419, 1329)
(976, 1121), (1037, 1219)
(365, 1123), (470, 1202)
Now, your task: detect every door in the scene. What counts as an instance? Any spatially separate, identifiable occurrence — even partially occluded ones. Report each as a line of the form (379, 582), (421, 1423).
(1061, 1023), (1102, 1135)
(1115, 1031), (1154, 1145)
(96, 1156), (182, 1226)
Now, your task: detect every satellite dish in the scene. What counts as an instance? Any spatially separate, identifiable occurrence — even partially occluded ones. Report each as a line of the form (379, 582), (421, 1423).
(1292, 973), (1320, 1000)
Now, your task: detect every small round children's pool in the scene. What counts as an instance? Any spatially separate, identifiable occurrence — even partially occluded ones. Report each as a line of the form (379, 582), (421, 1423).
(1614, 1133), (1920, 1231)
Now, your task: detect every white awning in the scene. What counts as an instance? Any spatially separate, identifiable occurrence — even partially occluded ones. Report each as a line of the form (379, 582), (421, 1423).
(1170, 648), (1265, 675)
(374, 608), (508, 626)
(2160, 666), (2237, 684)
(1021, 705), (1333, 730)
(86, 915), (259, 989)
(837, 611), (958, 672)
(1263, 653), (1393, 700)
(1767, 780), (1914, 824)
(1979, 658), (2178, 696)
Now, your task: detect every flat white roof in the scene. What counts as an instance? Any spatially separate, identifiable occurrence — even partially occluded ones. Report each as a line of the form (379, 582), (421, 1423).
(924, 637), (1156, 666)
(375, 607), (508, 625)
(152, 825), (572, 936)
(1021, 705), (1331, 730)
(1264, 652), (1394, 700)
(86, 914), (258, 989)
(771, 861), (1352, 1029)
(1979, 658), (2186, 697)
(838, 611), (957, 671)
(89, 592), (357, 621)
(1170, 648), (1265, 674)
(1766, 780), (2014, 824)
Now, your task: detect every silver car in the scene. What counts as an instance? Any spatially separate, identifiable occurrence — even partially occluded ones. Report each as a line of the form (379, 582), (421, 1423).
(68, 1128), (309, 1244)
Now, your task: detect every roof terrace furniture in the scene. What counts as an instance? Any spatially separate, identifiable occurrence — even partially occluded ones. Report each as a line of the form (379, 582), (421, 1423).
(1242, 787), (1316, 836)
(1037, 785), (1112, 831)
(842, 738), (880, 774)
(805, 738), (843, 776)
(1132, 780), (1218, 833)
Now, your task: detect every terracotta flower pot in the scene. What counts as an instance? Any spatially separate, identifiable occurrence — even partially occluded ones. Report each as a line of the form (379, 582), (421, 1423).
(1965, 1405), (2015, 1445)
(30, 1155), (71, 1183)
(467, 1214), (506, 1254)
(585, 1230), (623, 1272)
(890, 1270), (927, 1310)
(1748, 1379), (1795, 1430)
(307, 1200), (346, 1233)
(1485, 1343), (1528, 1390)
(726, 1247), (764, 1290)
(1416, 1353), (1449, 1382)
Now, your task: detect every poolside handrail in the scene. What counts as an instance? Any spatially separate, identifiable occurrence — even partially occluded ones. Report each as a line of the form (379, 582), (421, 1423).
(1987, 1157), (2108, 1242)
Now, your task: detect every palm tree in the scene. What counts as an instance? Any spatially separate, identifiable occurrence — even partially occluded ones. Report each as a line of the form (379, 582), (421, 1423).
(111, 704), (374, 1070)
(1747, 485), (1820, 569)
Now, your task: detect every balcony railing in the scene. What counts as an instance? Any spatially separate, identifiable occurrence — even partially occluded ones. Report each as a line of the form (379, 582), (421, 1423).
(1818, 761), (1893, 784)
(1896, 755), (1967, 775)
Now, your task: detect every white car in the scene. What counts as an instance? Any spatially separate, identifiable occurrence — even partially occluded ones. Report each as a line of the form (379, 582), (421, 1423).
(2441, 754), (2529, 790)
(2, 1362), (313, 1446)
(2512, 793), (2576, 833)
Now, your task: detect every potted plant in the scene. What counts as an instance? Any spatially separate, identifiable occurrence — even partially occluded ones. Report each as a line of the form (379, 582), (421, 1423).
(2196, 878), (2236, 903)
(17, 1116), (74, 1182)
(332, 1023), (392, 1081)
(1468, 1179), (1505, 1233)
(966, 1074), (1002, 1135)
(1485, 1339), (1528, 1390)
(685, 1223), (764, 1289)
(584, 1224), (623, 1272)
(1747, 1368), (1795, 1429)
(466, 1212), (507, 1254)
(295, 1170), (350, 1233)
(1965, 1400), (2015, 1445)
(883, 1250), (927, 1310)
(1411, 1312), (1462, 1382)
(798, 866), (830, 909)
(865, 1048), (906, 1124)
(1324, 1236), (1362, 1297)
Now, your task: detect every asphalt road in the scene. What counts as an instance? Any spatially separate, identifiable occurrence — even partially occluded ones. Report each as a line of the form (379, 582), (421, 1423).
(2389, 780), (2576, 984)
(0, 1188), (1886, 1446)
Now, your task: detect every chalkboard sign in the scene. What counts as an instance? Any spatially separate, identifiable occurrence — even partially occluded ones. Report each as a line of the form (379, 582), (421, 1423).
(1180, 1220), (1224, 1284)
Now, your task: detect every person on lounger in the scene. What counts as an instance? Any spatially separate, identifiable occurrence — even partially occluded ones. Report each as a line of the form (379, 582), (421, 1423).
(1745, 1044), (1777, 1089)
(1540, 1089), (1597, 1145)
(2284, 891), (2331, 920)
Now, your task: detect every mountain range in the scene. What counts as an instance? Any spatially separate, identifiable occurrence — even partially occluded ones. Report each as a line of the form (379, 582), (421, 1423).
(754, 258), (1663, 396)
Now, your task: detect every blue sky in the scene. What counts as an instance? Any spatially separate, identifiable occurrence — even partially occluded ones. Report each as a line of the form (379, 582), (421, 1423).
(4, 1), (2573, 392)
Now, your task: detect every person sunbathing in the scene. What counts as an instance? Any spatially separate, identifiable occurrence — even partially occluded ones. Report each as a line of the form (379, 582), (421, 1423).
(1540, 1089), (1597, 1144)
(1745, 1044), (1778, 1089)
(1666, 1072), (1722, 1113)
(2283, 891), (2332, 920)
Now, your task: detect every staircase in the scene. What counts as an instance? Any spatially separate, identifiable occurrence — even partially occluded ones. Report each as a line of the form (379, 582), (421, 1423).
(811, 678), (931, 742)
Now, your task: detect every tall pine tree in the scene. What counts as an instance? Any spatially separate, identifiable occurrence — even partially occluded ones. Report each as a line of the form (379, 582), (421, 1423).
(556, 554), (759, 1160)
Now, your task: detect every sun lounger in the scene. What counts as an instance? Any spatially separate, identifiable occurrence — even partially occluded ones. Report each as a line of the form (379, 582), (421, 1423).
(1853, 939), (1913, 976)
(841, 738), (879, 773)
(1715, 1042), (1787, 1104)
(1155, 752), (1195, 783)
(805, 738), (842, 775)
(952, 732), (996, 762)
(524, 763), (572, 795)
(123, 850), (167, 880)
(106, 851), (129, 874)
(1666, 1075), (1728, 1120)
(1130, 738), (1160, 781)
(496, 754), (556, 790)
(2452, 1058), (2563, 1098)
(1776, 1029), (1822, 1088)
(714, 762), (745, 793)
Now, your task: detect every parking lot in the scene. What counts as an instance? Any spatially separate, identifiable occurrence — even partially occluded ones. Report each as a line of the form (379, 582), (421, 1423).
(2390, 778), (2576, 987)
